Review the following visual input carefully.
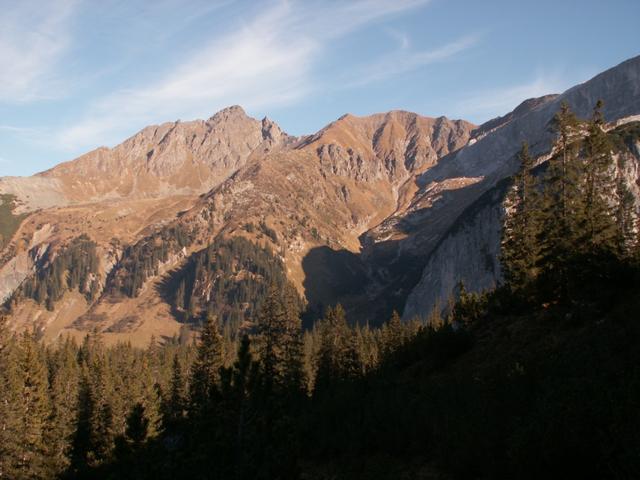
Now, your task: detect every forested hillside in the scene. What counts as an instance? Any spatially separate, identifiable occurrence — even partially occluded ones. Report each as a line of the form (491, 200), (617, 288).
(162, 236), (301, 334)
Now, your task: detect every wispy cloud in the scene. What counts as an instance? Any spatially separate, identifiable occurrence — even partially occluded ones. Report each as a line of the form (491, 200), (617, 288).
(0, 0), (79, 102)
(55, 0), (436, 151)
(385, 28), (411, 50)
(341, 34), (480, 89)
(452, 73), (580, 121)
(0, 125), (35, 134)
(3, 0), (474, 154)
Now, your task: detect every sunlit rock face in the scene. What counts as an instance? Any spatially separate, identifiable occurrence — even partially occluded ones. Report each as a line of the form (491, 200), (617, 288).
(404, 55), (640, 320)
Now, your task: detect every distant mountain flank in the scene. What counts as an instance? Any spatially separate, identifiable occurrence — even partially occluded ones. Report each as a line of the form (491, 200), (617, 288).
(0, 103), (474, 343)
(1, 55), (640, 345)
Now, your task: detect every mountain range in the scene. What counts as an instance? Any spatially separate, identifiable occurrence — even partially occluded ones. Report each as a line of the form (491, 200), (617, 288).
(1, 55), (640, 345)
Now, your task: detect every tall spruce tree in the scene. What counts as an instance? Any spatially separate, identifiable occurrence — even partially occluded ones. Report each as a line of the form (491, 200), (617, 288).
(501, 142), (541, 291)
(221, 334), (259, 478)
(70, 333), (114, 473)
(124, 402), (149, 448)
(188, 313), (224, 419)
(254, 284), (305, 479)
(162, 354), (186, 433)
(281, 284), (306, 396)
(70, 366), (95, 475)
(46, 336), (80, 475)
(14, 332), (52, 479)
(383, 310), (404, 356)
(89, 356), (115, 466)
(614, 164), (637, 256)
(138, 358), (162, 439)
(340, 327), (362, 381)
(0, 320), (23, 479)
(581, 100), (617, 251)
(538, 102), (583, 299)
(256, 284), (305, 395)
(314, 304), (353, 394)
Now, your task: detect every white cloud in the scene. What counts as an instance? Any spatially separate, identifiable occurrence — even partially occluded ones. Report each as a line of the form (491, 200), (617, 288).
(0, 0), (78, 102)
(55, 0), (435, 151)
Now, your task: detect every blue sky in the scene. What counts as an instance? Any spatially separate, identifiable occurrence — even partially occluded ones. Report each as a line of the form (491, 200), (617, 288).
(1, 0), (639, 176)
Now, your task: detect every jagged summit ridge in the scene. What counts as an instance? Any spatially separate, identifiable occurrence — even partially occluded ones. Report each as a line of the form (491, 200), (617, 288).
(0, 106), (290, 210)
(208, 104), (247, 121)
(297, 110), (475, 184)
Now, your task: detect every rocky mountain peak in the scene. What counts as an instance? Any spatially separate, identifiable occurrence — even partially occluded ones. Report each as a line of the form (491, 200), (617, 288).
(208, 104), (249, 122)
(297, 110), (475, 184)
(261, 116), (286, 144)
(0, 106), (291, 210)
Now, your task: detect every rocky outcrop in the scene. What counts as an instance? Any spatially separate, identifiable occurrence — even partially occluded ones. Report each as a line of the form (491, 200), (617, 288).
(402, 183), (505, 319)
(0, 251), (35, 303)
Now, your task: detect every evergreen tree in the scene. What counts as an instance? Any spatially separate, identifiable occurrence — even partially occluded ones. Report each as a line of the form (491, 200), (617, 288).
(314, 305), (353, 393)
(427, 300), (445, 329)
(254, 284), (306, 479)
(124, 402), (149, 447)
(452, 282), (484, 326)
(501, 142), (541, 291)
(138, 360), (162, 440)
(46, 336), (80, 475)
(188, 313), (224, 419)
(69, 367), (94, 475)
(581, 100), (617, 251)
(14, 332), (52, 479)
(281, 284), (306, 396)
(70, 334), (114, 473)
(382, 310), (405, 357)
(615, 164), (637, 256)
(112, 402), (150, 475)
(89, 352), (114, 466)
(538, 102), (583, 299)
(162, 354), (186, 433)
(0, 327), (23, 479)
(220, 334), (259, 478)
(340, 327), (362, 381)
(256, 284), (305, 395)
